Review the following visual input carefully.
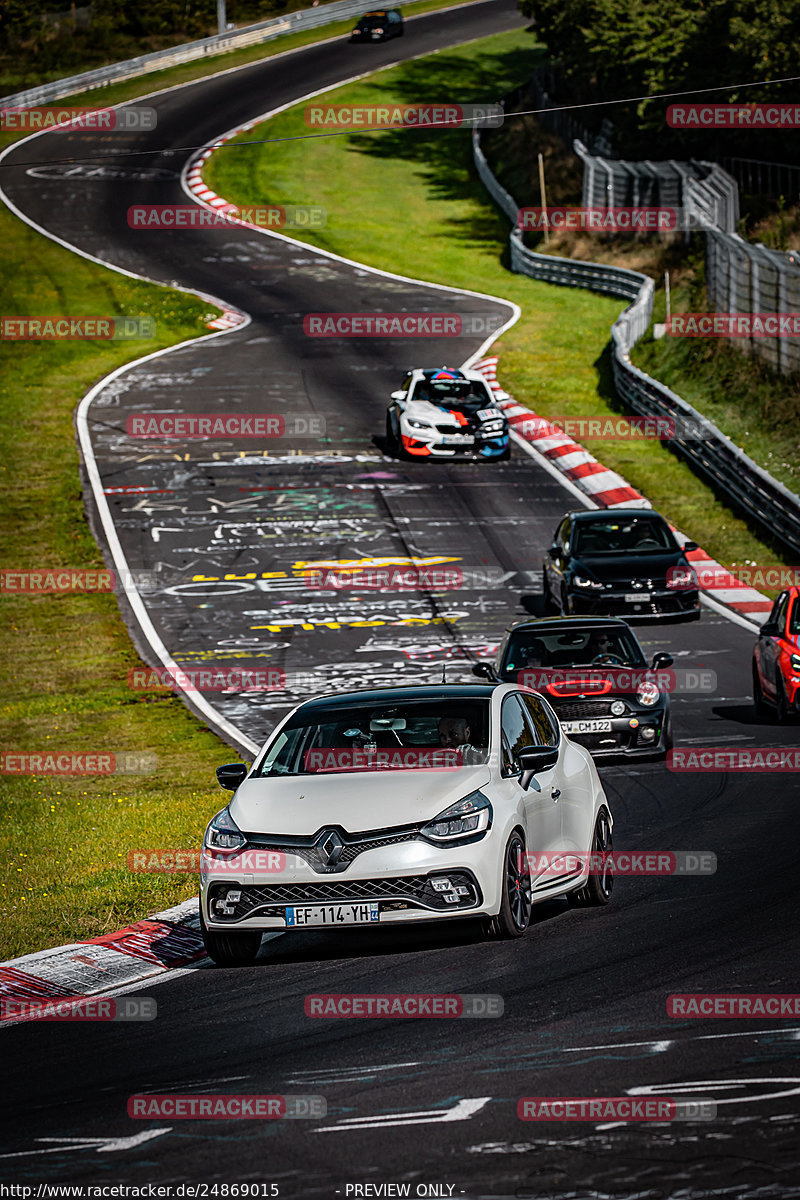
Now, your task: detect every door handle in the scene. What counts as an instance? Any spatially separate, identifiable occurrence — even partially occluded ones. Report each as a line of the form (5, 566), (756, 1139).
(551, 788), (561, 802)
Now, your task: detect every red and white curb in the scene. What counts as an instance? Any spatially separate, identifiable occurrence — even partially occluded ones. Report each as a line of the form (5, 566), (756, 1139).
(0, 899), (205, 1018)
(473, 357), (771, 626)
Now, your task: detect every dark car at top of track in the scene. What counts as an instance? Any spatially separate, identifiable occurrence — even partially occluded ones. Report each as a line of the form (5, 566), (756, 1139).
(752, 585), (800, 722)
(543, 508), (701, 622)
(475, 616), (674, 758)
(349, 9), (404, 41)
(385, 367), (509, 461)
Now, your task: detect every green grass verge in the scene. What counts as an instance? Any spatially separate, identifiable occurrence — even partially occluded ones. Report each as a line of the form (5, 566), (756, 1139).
(0, 176), (246, 964)
(204, 26), (792, 574)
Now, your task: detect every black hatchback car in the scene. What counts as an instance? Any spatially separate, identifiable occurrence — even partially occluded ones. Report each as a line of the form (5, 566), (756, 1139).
(475, 616), (674, 758)
(543, 509), (700, 622)
(350, 9), (404, 40)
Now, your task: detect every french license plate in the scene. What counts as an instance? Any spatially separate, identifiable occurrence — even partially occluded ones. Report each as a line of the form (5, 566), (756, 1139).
(624, 592), (651, 602)
(561, 719), (613, 733)
(285, 903), (380, 927)
(441, 434), (474, 445)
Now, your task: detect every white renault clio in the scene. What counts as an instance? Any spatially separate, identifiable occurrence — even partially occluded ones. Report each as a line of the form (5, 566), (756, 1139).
(200, 684), (613, 966)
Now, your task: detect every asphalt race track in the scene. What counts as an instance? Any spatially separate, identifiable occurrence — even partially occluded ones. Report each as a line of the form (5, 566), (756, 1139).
(2, 1), (800, 1193)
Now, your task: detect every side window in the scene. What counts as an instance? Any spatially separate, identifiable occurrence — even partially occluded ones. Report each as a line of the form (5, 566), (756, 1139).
(770, 592), (789, 633)
(520, 694), (559, 746)
(400, 372), (413, 392)
(500, 695), (535, 774)
(557, 518), (571, 553)
(789, 594), (800, 635)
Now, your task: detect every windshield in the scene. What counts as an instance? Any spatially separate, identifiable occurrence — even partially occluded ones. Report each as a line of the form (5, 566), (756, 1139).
(411, 378), (493, 412)
(359, 14), (387, 26)
(254, 698), (491, 776)
(572, 517), (675, 556)
(501, 626), (646, 677)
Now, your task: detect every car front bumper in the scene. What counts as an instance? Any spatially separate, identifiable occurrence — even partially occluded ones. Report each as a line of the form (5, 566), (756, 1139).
(201, 838), (499, 931)
(401, 432), (509, 459)
(567, 588), (700, 620)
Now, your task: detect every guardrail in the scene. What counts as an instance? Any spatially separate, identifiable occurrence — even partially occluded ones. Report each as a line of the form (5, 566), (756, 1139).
(1, 0), (426, 107)
(472, 126), (800, 557)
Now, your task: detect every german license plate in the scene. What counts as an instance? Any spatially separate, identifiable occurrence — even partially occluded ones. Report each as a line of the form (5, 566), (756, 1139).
(625, 592), (650, 602)
(561, 719), (613, 733)
(441, 434), (474, 445)
(285, 903), (379, 927)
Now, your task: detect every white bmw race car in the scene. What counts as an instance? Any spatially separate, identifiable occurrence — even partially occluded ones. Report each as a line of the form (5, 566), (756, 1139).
(385, 367), (510, 460)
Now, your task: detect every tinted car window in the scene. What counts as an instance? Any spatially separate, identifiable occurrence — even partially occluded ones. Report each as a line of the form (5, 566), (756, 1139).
(789, 595), (800, 634)
(771, 591), (790, 633)
(255, 698), (491, 776)
(500, 695), (535, 772)
(519, 694), (560, 746)
(573, 516), (675, 555)
(501, 625), (646, 675)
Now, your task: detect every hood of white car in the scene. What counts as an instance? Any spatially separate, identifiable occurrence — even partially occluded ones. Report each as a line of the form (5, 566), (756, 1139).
(404, 400), (470, 426)
(228, 767), (491, 836)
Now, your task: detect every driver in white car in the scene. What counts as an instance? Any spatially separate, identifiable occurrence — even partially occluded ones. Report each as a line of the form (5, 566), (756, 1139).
(438, 716), (484, 765)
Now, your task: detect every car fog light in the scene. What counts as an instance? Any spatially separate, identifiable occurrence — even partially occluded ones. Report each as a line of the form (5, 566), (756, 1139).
(455, 885), (471, 896)
(611, 700), (626, 716)
(227, 890), (242, 902)
(640, 727), (656, 740)
(443, 893), (460, 904)
(431, 878), (453, 892)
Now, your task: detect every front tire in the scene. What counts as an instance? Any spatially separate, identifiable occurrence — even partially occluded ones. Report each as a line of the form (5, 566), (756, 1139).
(200, 907), (262, 967)
(385, 411), (400, 457)
(775, 672), (792, 723)
(485, 831), (531, 939)
(568, 807), (614, 907)
(753, 662), (768, 718)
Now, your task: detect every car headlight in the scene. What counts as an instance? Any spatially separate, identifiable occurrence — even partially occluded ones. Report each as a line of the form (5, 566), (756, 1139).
(790, 653), (800, 671)
(408, 419), (433, 430)
(204, 807), (247, 853)
(372, 27), (383, 33)
(636, 681), (661, 706)
(573, 575), (605, 590)
(610, 699), (626, 716)
(420, 791), (492, 842)
(480, 421), (505, 433)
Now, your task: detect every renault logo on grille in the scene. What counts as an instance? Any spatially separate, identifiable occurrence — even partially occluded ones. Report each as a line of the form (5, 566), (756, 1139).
(316, 829), (344, 866)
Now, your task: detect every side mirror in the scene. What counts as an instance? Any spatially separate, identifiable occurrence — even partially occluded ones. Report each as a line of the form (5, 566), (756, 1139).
(682, 541), (698, 552)
(390, 390), (406, 401)
(216, 762), (248, 791)
(547, 545), (559, 559)
(759, 621), (779, 638)
(651, 652), (674, 669)
(517, 745), (559, 790)
(472, 661), (496, 680)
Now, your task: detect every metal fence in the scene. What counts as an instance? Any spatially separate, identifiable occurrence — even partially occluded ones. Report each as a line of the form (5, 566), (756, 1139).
(574, 140), (740, 238)
(0, 0), (428, 107)
(527, 74), (800, 376)
(722, 156), (800, 201)
(472, 126), (800, 556)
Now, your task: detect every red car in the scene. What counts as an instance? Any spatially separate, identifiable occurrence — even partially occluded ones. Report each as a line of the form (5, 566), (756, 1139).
(752, 586), (800, 721)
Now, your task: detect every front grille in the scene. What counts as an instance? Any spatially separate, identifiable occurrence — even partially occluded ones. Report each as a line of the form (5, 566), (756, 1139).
(555, 700), (616, 719)
(208, 872), (482, 922)
(244, 826), (422, 873)
(435, 423), (466, 434)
